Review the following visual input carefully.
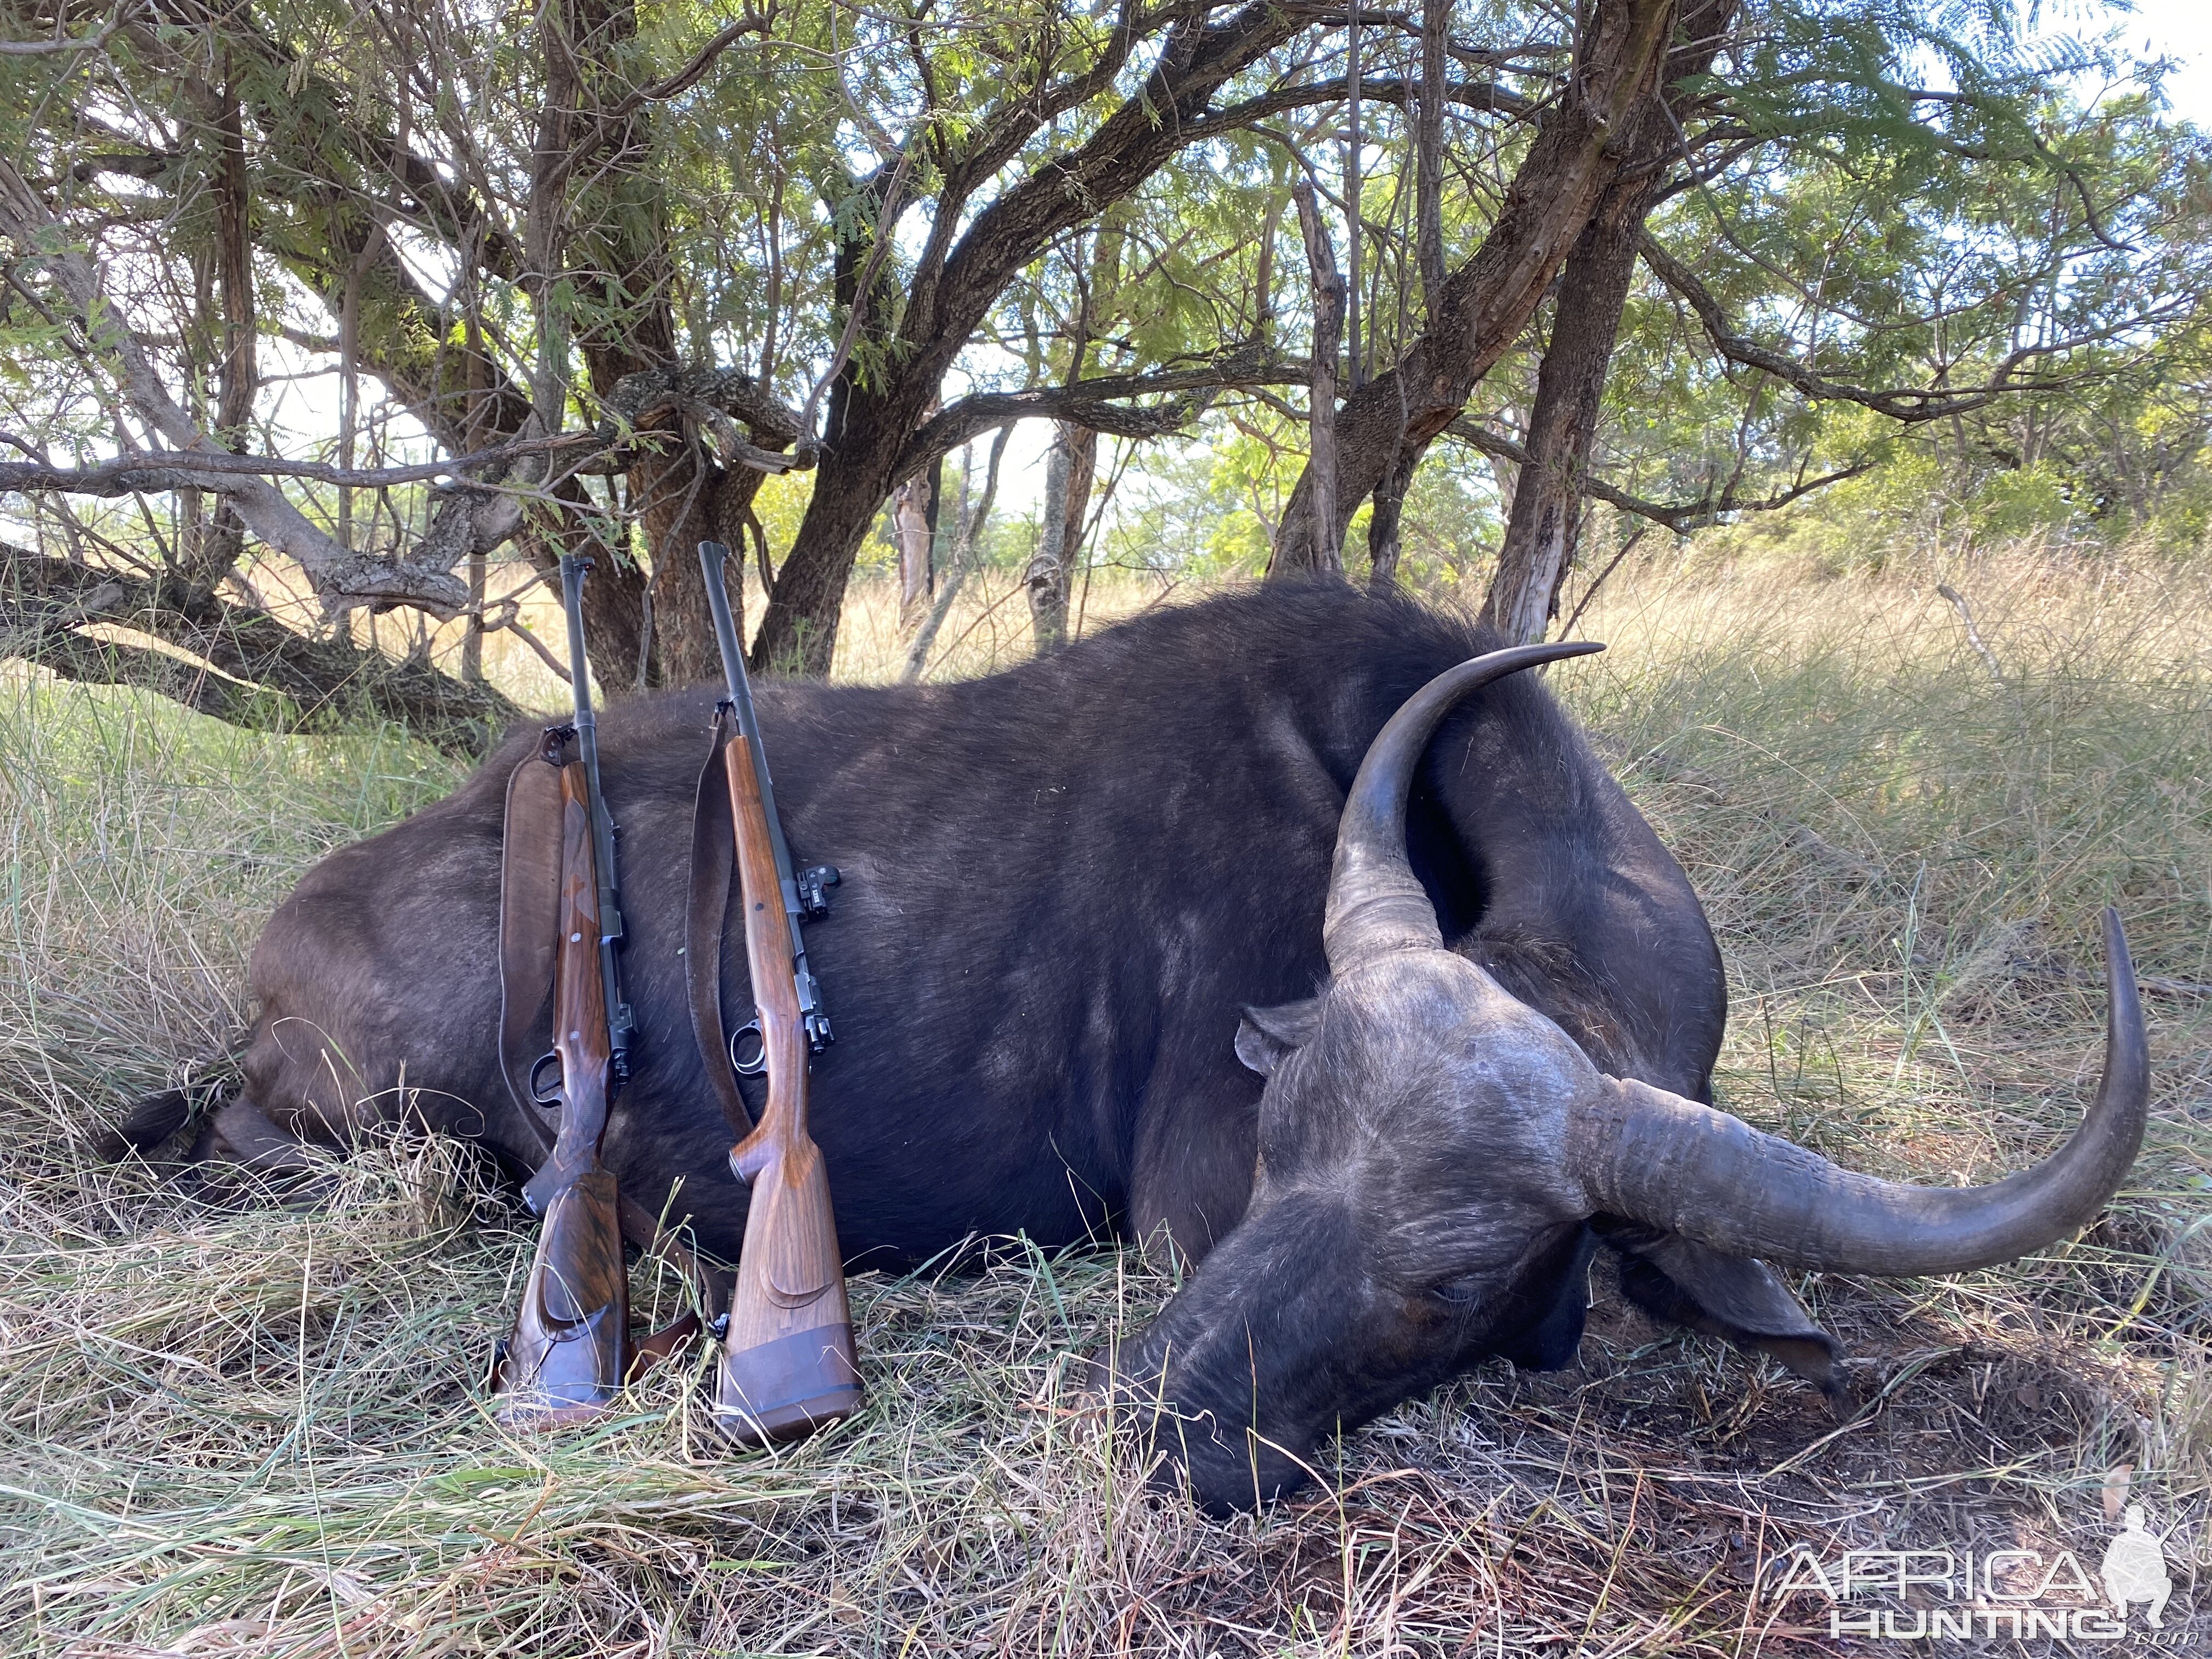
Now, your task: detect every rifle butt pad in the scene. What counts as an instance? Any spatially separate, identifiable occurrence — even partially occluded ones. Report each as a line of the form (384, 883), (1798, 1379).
(492, 1167), (634, 1426)
(714, 1321), (862, 1446)
(715, 1142), (862, 1445)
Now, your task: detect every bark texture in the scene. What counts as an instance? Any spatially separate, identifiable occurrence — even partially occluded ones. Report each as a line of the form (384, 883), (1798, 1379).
(1481, 0), (1740, 641)
(1025, 423), (1097, 657)
(1365, 442), (1416, 590)
(2, 542), (523, 754)
(894, 473), (934, 636)
(195, 61), (256, 586)
(1291, 180), (1345, 577)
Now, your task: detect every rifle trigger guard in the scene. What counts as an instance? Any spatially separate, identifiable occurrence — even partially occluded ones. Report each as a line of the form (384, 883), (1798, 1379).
(730, 1020), (767, 1077)
(528, 1050), (564, 1109)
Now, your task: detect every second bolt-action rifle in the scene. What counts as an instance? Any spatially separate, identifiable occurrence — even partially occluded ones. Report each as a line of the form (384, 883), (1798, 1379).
(490, 554), (646, 1424)
(697, 539), (862, 1445)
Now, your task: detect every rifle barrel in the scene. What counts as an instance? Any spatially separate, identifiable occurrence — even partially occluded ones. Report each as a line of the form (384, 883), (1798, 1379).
(557, 555), (632, 1073)
(698, 541), (831, 1050)
(698, 544), (802, 889)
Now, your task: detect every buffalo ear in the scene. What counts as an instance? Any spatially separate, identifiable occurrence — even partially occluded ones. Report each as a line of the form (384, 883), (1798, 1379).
(1234, 998), (1323, 1077)
(1599, 1222), (1844, 1397)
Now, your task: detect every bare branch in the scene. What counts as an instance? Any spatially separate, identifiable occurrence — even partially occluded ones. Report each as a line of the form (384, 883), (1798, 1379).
(565, 5), (782, 172)
(1447, 420), (1874, 532)
(1198, 72), (1535, 137)
(0, 155), (482, 615)
(900, 348), (1298, 476)
(1, 366), (810, 560)
(1639, 233), (2125, 422)
(800, 144), (919, 439)
(0, 5), (121, 54)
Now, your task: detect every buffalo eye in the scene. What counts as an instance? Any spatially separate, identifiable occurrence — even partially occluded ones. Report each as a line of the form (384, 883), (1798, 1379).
(1428, 1277), (1482, 1308)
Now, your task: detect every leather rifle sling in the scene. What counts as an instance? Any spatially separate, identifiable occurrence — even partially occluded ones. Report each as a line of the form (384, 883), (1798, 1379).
(684, 704), (758, 1143)
(496, 748), (706, 1373)
(497, 751), (563, 1134)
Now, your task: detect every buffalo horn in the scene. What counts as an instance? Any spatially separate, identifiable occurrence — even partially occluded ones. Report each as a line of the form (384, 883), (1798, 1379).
(1570, 908), (2151, 1275)
(1323, 641), (1605, 973)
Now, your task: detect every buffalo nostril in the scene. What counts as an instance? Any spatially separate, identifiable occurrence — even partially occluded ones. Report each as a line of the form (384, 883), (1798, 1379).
(1180, 1431), (1316, 1514)
(1066, 1335), (1323, 1510)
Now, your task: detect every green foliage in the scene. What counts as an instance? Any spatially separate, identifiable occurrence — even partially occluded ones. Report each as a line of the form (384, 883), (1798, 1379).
(1579, 4), (2212, 568)
(5, 0), (2211, 670)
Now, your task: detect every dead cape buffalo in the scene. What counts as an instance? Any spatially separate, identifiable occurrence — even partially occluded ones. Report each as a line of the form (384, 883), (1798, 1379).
(118, 584), (2148, 1512)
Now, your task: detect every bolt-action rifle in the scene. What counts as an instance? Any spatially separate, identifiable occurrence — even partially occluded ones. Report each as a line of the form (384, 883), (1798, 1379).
(697, 539), (861, 1444)
(490, 554), (645, 1424)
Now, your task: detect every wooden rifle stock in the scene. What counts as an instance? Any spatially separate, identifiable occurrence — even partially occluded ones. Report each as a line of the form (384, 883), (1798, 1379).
(699, 541), (860, 1445)
(490, 555), (688, 1424)
(492, 740), (635, 1423)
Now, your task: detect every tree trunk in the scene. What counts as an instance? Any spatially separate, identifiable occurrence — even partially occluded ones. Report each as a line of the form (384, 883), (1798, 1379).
(1267, 0), (1679, 578)
(1345, 4), (1365, 390)
(1478, 201), (1646, 641)
(894, 471), (934, 635)
(753, 8), (1318, 676)
(1480, 0), (1740, 641)
(1289, 179), (1345, 577)
(626, 448), (764, 688)
(1025, 422), (1095, 656)
(1416, 0), (1447, 307)
(197, 61), (255, 586)
(750, 166), (924, 676)
(904, 426), (1011, 681)
(1367, 445), (1415, 589)
(925, 452), (947, 594)
(749, 383), (924, 675)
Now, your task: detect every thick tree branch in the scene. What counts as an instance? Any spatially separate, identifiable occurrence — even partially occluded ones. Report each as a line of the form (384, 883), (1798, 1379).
(922, 3), (1326, 365)
(899, 349), (1294, 476)
(2, 541), (528, 754)
(1269, 0), (1681, 575)
(928, 0), (1166, 236)
(1197, 72), (1535, 136)
(0, 9), (121, 54)
(757, 0), (1336, 672)
(0, 434), (606, 496)
(1475, 0), (1737, 641)
(601, 7), (778, 123)
(0, 366), (806, 583)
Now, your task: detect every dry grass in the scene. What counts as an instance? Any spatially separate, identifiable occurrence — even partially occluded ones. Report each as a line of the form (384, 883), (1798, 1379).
(2, 544), (2208, 1655)
(353, 557), (1190, 706)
